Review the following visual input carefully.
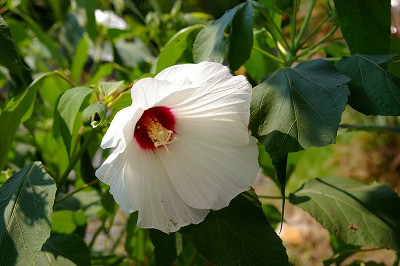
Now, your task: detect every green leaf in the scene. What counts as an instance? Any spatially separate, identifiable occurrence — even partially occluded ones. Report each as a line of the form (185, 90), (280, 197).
(35, 234), (90, 266)
(0, 162), (56, 266)
(180, 192), (289, 265)
(71, 34), (90, 84)
(149, 230), (177, 266)
(51, 210), (87, 234)
(155, 25), (203, 73)
(250, 59), (350, 160)
(0, 15), (30, 70)
(245, 29), (282, 83)
(289, 176), (400, 251)
(335, 54), (400, 116)
(53, 87), (93, 157)
(0, 72), (57, 170)
(227, 1), (253, 71)
(193, 2), (253, 70)
(333, 0), (391, 55)
(98, 80), (124, 97)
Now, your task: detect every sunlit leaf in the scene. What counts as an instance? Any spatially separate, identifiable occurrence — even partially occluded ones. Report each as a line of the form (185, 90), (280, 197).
(336, 54), (400, 116)
(155, 25), (203, 73)
(333, 0), (391, 55)
(290, 176), (400, 251)
(53, 86), (93, 157)
(180, 192), (289, 265)
(0, 162), (56, 265)
(35, 234), (90, 266)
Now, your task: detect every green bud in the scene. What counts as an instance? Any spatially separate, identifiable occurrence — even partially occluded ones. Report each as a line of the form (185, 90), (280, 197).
(82, 103), (106, 128)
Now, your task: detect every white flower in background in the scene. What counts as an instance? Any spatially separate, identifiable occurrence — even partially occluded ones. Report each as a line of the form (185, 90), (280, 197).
(94, 9), (128, 30)
(95, 62), (259, 233)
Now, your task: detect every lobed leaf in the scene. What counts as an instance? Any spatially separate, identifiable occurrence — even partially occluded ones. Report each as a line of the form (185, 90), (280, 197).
(180, 192), (289, 266)
(336, 54), (400, 116)
(250, 59), (350, 160)
(0, 162), (56, 266)
(290, 176), (400, 251)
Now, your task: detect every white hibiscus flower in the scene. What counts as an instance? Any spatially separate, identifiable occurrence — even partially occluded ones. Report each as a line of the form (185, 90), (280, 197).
(95, 62), (259, 233)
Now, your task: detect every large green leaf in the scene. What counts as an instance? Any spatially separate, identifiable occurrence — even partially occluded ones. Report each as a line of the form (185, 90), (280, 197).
(155, 25), (203, 73)
(35, 234), (90, 266)
(333, 0), (391, 55)
(290, 176), (400, 251)
(0, 72), (57, 170)
(180, 192), (289, 266)
(0, 162), (56, 266)
(336, 54), (400, 116)
(193, 2), (253, 70)
(250, 59), (350, 160)
(0, 15), (30, 70)
(53, 87), (93, 157)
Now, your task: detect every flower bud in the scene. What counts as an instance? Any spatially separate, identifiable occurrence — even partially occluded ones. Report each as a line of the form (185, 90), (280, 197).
(82, 103), (106, 128)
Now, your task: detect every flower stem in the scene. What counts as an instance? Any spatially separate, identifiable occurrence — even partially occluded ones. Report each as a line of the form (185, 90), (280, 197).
(296, 25), (338, 60)
(289, 0), (298, 50)
(53, 71), (77, 87)
(294, 0), (316, 50)
(299, 15), (329, 47)
(252, 46), (285, 64)
(252, 1), (290, 51)
(55, 179), (99, 204)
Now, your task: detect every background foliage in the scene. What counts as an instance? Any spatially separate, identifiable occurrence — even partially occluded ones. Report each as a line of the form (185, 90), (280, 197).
(0, 0), (399, 265)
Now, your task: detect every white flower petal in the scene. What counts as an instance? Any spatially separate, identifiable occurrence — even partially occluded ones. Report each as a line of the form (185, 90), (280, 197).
(155, 61), (229, 85)
(123, 144), (209, 233)
(95, 144), (133, 212)
(131, 77), (196, 110)
(100, 106), (142, 149)
(174, 113), (249, 146)
(158, 64), (252, 123)
(158, 134), (259, 210)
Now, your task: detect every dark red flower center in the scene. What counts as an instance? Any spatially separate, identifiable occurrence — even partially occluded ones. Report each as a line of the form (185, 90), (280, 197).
(134, 106), (176, 151)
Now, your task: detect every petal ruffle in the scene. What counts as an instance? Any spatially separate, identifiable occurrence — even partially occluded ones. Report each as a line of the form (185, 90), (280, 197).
(123, 143), (209, 233)
(157, 133), (259, 210)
